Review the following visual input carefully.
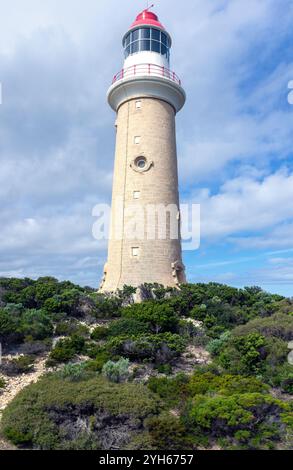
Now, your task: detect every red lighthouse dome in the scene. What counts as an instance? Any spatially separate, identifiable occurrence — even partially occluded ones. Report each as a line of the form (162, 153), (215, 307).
(130, 9), (165, 30)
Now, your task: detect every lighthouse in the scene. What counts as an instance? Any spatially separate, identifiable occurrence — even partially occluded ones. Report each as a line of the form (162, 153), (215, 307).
(100, 7), (186, 292)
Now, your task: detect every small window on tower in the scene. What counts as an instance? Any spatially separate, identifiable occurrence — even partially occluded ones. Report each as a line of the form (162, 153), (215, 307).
(132, 247), (140, 257)
(135, 100), (142, 109)
(134, 136), (140, 144)
(133, 191), (141, 199)
(135, 156), (146, 169)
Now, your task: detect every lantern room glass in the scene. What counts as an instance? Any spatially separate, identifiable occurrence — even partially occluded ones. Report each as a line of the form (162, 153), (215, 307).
(123, 27), (170, 60)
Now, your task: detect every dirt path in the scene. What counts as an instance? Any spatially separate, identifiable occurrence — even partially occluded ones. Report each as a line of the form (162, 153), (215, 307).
(0, 357), (48, 414)
(0, 356), (50, 450)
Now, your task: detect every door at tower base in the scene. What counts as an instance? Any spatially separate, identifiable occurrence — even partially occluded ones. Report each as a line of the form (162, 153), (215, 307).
(99, 8), (187, 293)
(100, 97), (186, 293)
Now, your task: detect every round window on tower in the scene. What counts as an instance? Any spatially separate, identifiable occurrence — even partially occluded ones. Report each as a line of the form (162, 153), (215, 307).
(131, 156), (153, 173)
(136, 157), (146, 169)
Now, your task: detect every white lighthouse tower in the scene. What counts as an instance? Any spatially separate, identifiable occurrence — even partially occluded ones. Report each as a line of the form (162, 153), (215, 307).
(100, 7), (186, 292)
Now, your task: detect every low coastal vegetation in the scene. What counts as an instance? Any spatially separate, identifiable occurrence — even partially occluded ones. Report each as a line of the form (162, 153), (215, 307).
(0, 277), (292, 450)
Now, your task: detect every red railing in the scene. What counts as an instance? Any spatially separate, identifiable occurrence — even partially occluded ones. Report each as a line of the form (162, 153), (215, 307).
(112, 63), (182, 86)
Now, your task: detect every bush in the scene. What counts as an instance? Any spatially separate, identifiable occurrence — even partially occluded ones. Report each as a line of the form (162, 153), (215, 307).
(218, 331), (290, 381)
(155, 364), (173, 375)
(102, 358), (130, 383)
(19, 340), (51, 356)
(90, 294), (122, 318)
(0, 308), (17, 335)
(183, 392), (289, 449)
(55, 433), (102, 450)
(2, 374), (161, 449)
(82, 341), (102, 359)
(58, 363), (89, 382)
(148, 373), (190, 407)
(266, 363), (293, 394)
(144, 413), (192, 450)
(218, 332), (267, 375)
(187, 372), (268, 396)
(233, 313), (293, 341)
(107, 333), (187, 364)
(206, 331), (231, 356)
(85, 350), (112, 372)
(0, 377), (6, 389)
(122, 302), (179, 334)
(19, 309), (53, 341)
(55, 321), (90, 338)
(46, 334), (85, 366)
(107, 318), (149, 337)
(91, 326), (109, 341)
(0, 355), (35, 376)
(147, 371), (267, 409)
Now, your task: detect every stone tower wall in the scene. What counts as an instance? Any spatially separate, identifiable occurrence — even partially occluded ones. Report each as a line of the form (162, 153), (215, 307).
(100, 97), (185, 292)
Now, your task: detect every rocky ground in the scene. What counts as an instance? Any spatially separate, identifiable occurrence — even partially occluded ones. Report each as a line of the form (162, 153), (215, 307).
(0, 353), (52, 450)
(0, 356), (49, 413)
(173, 345), (211, 374)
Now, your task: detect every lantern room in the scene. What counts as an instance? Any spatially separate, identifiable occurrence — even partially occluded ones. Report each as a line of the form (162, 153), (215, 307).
(123, 27), (171, 60)
(122, 9), (172, 69)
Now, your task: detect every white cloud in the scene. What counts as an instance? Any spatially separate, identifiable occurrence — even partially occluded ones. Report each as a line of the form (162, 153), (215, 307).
(188, 168), (293, 240)
(234, 223), (293, 250)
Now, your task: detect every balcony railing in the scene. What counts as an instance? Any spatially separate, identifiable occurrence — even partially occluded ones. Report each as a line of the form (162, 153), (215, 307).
(112, 63), (182, 86)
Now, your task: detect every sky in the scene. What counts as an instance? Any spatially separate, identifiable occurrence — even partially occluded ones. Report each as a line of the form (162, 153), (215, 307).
(0, 0), (293, 296)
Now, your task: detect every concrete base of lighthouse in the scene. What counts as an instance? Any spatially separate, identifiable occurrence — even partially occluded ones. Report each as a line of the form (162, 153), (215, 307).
(100, 96), (186, 292)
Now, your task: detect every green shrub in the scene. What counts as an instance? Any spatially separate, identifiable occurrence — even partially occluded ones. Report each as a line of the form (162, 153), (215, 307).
(70, 334), (86, 353)
(187, 371), (268, 396)
(19, 339), (51, 356)
(83, 341), (104, 359)
(102, 358), (130, 383)
(266, 363), (293, 394)
(0, 309), (18, 336)
(233, 313), (293, 341)
(55, 321), (90, 338)
(117, 285), (137, 303)
(0, 355), (35, 376)
(107, 333), (187, 364)
(122, 302), (179, 334)
(183, 392), (289, 449)
(124, 432), (156, 450)
(155, 364), (173, 375)
(148, 373), (190, 407)
(46, 334), (85, 366)
(55, 433), (102, 450)
(19, 309), (53, 341)
(206, 331), (231, 356)
(218, 331), (290, 380)
(90, 294), (122, 318)
(85, 350), (112, 372)
(107, 318), (149, 337)
(58, 363), (89, 382)
(218, 332), (267, 375)
(0, 377), (6, 389)
(43, 289), (81, 316)
(147, 371), (267, 410)
(1, 374), (161, 449)
(144, 413), (192, 450)
(263, 336), (289, 369)
(91, 326), (109, 341)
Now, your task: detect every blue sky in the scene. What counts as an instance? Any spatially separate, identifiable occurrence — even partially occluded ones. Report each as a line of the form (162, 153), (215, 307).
(0, 0), (293, 296)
